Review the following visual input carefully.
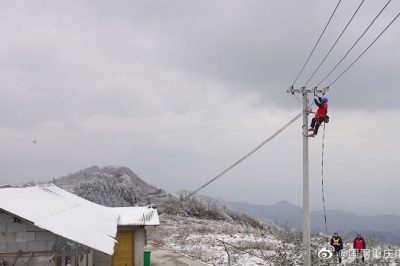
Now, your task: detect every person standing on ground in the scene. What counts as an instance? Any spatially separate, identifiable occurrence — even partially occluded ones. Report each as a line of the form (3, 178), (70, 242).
(353, 234), (366, 263)
(330, 232), (344, 263)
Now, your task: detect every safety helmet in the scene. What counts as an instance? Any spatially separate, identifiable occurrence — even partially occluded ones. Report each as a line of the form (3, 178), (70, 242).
(322, 97), (328, 103)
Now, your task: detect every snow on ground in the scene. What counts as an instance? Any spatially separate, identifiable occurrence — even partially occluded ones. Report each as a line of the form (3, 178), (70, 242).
(148, 214), (302, 265)
(149, 214), (400, 265)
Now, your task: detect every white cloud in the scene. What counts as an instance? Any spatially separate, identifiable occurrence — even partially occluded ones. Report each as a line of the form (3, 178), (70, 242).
(0, 0), (399, 214)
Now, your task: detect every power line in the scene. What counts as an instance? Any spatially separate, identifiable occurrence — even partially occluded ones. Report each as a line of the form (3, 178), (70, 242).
(292, 0), (342, 86)
(292, 94), (304, 105)
(304, 0), (365, 87)
(328, 12), (400, 87)
(188, 111), (303, 198)
(316, 0), (392, 87)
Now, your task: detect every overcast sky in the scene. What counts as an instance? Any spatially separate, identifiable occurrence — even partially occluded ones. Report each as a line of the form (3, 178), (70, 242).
(1, 0), (400, 215)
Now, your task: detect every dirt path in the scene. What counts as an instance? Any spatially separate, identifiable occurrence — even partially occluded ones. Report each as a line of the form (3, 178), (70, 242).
(147, 242), (209, 266)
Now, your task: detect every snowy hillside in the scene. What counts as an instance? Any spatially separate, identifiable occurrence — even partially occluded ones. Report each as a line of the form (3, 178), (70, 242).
(50, 166), (400, 265)
(52, 166), (266, 229)
(54, 166), (168, 206)
(148, 213), (303, 265)
(148, 214), (400, 266)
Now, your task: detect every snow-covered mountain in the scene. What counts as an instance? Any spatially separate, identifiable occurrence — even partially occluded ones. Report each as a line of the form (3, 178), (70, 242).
(51, 166), (263, 227)
(53, 165), (168, 206)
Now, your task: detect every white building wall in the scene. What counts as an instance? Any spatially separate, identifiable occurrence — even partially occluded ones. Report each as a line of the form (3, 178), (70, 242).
(133, 227), (145, 266)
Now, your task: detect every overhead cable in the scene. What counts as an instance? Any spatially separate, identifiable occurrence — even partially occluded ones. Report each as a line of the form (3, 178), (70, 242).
(304, 0), (366, 87)
(328, 12), (400, 87)
(188, 111), (303, 197)
(317, 0), (392, 87)
(292, 0), (342, 86)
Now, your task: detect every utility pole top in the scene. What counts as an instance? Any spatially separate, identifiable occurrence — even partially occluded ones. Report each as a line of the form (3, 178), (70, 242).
(287, 86), (329, 96)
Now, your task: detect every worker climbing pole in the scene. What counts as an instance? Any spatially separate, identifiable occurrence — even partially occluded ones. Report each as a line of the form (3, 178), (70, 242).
(287, 86), (329, 266)
(307, 96), (329, 138)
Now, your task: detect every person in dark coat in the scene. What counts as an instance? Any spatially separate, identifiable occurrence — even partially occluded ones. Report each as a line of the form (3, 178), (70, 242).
(353, 234), (366, 263)
(308, 96), (328, 137)
(330, 232), (344, 263)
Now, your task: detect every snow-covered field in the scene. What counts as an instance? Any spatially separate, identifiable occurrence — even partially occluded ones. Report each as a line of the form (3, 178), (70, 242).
(148, 214), (400, 266)
(149, 214), (304, 265)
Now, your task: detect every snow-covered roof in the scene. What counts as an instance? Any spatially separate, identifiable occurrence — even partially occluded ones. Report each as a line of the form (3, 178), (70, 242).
(0, 184), (159, 255)
(115, 207), (159, 226)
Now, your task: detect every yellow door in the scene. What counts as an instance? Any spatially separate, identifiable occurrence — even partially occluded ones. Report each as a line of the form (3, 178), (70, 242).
(112, 231), (134, 266)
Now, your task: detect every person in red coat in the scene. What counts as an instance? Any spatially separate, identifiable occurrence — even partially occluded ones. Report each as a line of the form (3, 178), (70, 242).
(353, 234), (366, 263)
(308, 96), (328, 137)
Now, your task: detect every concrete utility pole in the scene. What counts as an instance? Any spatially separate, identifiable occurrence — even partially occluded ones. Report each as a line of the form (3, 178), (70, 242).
(287, 86), (329, 266)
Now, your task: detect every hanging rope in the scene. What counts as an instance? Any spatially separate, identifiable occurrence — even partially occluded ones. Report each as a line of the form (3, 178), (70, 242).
(291, 93), (315, 110)
(321, 123), (328, 235)
(188, 111), (303, 198)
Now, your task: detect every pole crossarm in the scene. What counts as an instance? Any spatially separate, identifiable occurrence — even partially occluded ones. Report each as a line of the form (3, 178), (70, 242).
(287, 86), (329, 96)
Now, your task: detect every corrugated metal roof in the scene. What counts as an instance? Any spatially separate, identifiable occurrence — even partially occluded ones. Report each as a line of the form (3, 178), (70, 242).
(115, 207), (159, 226)
(0, 184), (159, 255)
